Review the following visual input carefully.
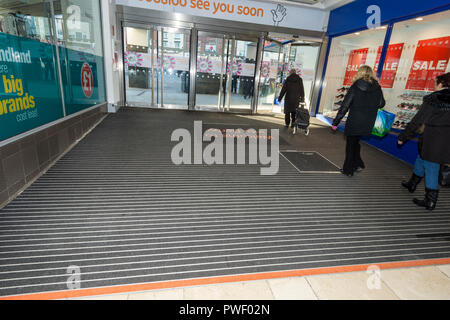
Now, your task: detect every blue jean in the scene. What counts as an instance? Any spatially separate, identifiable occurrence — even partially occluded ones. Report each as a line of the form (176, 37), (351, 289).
(413, 155), (440, 190)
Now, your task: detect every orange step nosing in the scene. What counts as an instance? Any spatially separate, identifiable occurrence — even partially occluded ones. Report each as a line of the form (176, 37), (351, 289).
(1, 258), (449, 300)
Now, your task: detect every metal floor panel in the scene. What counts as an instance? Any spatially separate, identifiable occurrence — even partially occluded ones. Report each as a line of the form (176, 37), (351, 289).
(0, 108), (449, 297)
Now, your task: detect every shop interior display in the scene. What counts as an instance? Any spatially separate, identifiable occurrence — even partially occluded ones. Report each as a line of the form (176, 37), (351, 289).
(333, 86), (350, 111)
(391, 90), (430, 129)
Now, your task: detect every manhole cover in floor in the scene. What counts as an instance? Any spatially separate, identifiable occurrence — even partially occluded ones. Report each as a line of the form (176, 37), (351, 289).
(281, 151), (340, 172)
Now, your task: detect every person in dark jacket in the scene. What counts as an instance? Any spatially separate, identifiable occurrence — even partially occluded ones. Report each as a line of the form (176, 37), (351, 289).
(332, 65), (385, 176)
(398, 72), (450, 211)
(278, 69), (305, 128)
(231, 75), (238, 94)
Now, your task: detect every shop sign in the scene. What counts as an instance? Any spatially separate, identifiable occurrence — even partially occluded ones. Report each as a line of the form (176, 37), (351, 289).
(374, 43), (404, 88)
(116, 0), (327, 31)
(405, 36), (450, 91)
(343, 48), (368, 86)
(0, 32), (63, 141)
(81, 63), (94, 98)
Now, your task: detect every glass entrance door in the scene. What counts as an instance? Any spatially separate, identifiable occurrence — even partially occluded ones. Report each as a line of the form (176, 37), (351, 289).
(124, 26), (154, 106)
(195, 32), (229, 111)
(226, 39), (258, 112)
(124, 25), (260, 112)
(257, 37), (321, 114)
(195, 32), (258, 113)
(282, 43), (320, 112)
(258, 40), (283, 113)
(123, 25), (191, 109)
(159, 27), (190, 107)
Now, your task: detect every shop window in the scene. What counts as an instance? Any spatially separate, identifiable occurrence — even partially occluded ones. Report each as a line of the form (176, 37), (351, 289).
(380, 11), (450, 130)
(0, 1), (53, 43)
(52, 0), (106, 115)
(0, 1), (64, 141)
(319, 27), (387, 118)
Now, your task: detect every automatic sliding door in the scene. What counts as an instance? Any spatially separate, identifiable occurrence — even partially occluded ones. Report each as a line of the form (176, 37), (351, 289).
(286, 44), (320, 112)
(124, 26), (155, 106)
(124, 25), (259, 112)
(258, 40), (282, 113)
(195, 32), (229, 111)
(158, 27), (190, 108)
(226, 39), (257, 112)
(124, 25), (191, 108)
(195, 34), (258, 113)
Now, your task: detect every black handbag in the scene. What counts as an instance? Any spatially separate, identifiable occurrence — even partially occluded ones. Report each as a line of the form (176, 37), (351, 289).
(439, 165), (450, 187)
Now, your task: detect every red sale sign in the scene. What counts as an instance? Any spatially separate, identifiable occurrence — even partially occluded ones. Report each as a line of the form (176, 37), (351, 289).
(374, 43), (404, 88)
(343, 48), (368, 86)
(81, 62), (94, 98)
(405, 36), (450, 91)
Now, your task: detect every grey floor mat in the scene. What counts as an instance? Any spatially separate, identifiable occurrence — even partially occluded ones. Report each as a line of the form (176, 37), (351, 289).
(0, 108), (449, 297)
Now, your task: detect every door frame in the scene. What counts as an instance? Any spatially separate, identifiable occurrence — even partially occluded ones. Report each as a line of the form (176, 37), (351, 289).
(122, 22), (192, 109)
(195, 29), (262, 114)
(121, 20), (263, 114)
(115, 6), (325, 113)
(192, 30), (229, 112)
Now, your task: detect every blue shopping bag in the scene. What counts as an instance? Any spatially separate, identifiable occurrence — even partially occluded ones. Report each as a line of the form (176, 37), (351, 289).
(371, 109), (396, 137)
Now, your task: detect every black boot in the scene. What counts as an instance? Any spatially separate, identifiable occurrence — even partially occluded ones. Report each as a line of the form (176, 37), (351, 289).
(413, 188), (439, 211)
(401, 173), (423, 193)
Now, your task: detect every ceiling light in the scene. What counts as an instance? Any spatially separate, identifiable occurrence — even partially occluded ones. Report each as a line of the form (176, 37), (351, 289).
(416, 17), (424, 21)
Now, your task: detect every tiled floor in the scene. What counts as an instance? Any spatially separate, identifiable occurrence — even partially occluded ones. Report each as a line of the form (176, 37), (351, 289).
(69, 264), (450, 300)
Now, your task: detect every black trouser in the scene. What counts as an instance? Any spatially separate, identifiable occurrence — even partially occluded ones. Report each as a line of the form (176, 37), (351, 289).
(244, 84), (253, 99)
(343, 135), (365, 174)
(231, 80), (237, 93)
(285, 111), (296, 127)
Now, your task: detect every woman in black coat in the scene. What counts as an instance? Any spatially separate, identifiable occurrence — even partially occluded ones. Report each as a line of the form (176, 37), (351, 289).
(398, 72), (450, 211)
(332, 65), (385, 176)
(278, 69), (305, 128)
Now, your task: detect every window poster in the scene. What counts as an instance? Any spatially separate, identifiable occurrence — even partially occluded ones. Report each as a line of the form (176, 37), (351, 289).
(405, 36), (450, 91)
(343, 48), (368, 86)
(374, 43), (404, 88)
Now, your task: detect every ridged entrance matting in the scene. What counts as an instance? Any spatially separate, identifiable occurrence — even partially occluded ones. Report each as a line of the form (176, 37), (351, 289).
(0, 108), (449, 298)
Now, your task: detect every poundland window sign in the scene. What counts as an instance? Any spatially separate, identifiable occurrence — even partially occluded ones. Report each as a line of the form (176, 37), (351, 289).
(0, 32), (64, 141)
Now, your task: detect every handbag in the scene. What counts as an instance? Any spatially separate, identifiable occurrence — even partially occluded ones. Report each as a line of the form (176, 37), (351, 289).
(371, 109), (396, 137)
(439, 165), (450, 187)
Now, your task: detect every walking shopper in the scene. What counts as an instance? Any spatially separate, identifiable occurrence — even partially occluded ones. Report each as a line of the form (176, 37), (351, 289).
(398, 72), (450, 211)
(331, 65), (385, 176)
(278, 69), (305, 128)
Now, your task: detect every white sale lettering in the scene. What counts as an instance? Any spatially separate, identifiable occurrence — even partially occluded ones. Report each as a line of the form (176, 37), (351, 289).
(413, 60), (447, 71)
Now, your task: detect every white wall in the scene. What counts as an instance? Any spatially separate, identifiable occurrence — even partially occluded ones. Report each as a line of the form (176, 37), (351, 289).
(101, 0), (121, 110)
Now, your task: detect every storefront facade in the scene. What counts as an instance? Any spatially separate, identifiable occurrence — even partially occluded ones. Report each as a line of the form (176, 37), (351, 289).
(316, 0), (450, 164)
(0, 0), (107, 206)
(109, 0), (328, 114)
(2, 0), (449, 207)
(0, 0), (107, 142)
(0, 0), (330, 207)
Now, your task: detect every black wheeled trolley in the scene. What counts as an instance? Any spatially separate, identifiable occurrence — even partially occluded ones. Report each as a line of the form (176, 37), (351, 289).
(292, 103), (310, 136)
